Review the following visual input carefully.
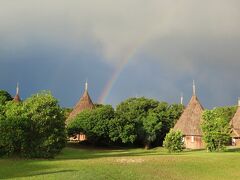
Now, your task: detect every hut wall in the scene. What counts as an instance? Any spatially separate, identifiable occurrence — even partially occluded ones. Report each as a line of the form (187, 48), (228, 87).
(236, 139), (240, 146)
(69, 133), (87, 142)
(232, 138), (240, 146)
(184, 136), (204, 149)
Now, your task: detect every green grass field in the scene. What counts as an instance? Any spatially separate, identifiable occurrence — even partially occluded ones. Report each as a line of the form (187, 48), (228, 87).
(0, 145), (240, 180)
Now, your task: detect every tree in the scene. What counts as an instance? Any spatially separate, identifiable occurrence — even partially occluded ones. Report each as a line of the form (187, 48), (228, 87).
(163, 129), (184, 153)
(62, 107), (73, 120)
(108, 97), (183, 148)
(201, 109), (231, 152)
(109, 97), (159, 146)
(0, 91), (66, 158)
(152, 103), (184, 146)
(142, 111), (162, 149)
(68, 105), (115, 145)
(0, 102), (28, 156)
(23, 92), (66, 157)
(212, 106), (237, 122)
(0, 90), (12, 105)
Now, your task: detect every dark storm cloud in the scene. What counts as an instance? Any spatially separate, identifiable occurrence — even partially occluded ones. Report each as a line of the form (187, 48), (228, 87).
(0, 36), (112, 107)
(0, 0), (240, 108)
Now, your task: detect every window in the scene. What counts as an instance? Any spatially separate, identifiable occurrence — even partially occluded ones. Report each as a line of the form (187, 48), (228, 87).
(191, 136), (194, 143)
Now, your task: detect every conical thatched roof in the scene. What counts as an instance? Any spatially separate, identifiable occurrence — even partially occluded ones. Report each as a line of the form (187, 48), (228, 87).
(67, 83), (94, 124)
(13, 83), (21, 103)
(230, 100), (240, 137)
(174, 95), (204, 136)
(13, 94), (21, 102)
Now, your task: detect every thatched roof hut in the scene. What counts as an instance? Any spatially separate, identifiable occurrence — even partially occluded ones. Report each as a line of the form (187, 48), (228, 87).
(66, 82), (94, 124)
(230, 99), (240, 138)
(13, 83), (21, 103)
(174, 82), (204, 136)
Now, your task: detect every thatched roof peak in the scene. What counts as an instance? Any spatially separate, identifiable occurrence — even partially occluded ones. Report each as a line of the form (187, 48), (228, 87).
(67, 83), (94, 123)
(13, 83), (21, 103)
(174, 94), (204, 136)
(180, 93), (184, 105)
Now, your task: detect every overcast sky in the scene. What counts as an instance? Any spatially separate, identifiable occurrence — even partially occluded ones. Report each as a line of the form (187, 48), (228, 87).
(1, 0), (240, 108)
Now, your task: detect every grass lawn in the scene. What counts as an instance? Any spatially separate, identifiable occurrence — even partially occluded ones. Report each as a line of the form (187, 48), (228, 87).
(0, 144), (240, 180)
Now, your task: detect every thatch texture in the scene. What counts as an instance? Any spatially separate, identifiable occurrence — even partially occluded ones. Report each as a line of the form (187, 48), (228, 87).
(230, 106), (240, 137)
(67, 89), (94, 124)
(174, 95), (204, 136)
(13, 94), (21, 102)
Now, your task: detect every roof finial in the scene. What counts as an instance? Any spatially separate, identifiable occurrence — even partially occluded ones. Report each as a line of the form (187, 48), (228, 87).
(16, 82), (19, 95)
(238, 97), (240, 107)
(85, 80), (88, 91)
(180, 93), (183, 105)
(193, 80), (196, 96)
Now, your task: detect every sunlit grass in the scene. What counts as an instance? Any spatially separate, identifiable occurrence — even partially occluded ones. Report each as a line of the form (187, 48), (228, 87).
(0, 145), (239, 180)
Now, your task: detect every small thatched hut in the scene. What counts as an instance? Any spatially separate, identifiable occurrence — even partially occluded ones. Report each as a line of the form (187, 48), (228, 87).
(174, 81), (204, 149)
(13, 83), (21, 103)
(67, 82), (94, 141)
(230, 99), (240, 146)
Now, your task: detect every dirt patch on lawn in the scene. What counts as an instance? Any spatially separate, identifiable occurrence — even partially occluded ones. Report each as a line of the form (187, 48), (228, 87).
(116, 158), (145, 164)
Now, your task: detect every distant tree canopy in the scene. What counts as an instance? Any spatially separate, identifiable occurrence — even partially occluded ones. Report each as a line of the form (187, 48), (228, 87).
(0, 90), (13, 105)
(62, 107), (73, 120)
(212, 106), (237, 122)
(0, 91), (66, 158)
(201, 107), (232, 152)
(67, 97), (183, 148)
(109, 97), (184, 148)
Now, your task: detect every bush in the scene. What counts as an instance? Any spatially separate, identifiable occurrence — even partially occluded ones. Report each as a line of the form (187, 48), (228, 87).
(201, 109), (231, 152)
(0, 92), (66, 158)
(163, 129), (184, 152)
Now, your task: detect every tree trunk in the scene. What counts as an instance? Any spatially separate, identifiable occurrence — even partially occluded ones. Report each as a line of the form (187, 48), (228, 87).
(144, 142), (150, 150)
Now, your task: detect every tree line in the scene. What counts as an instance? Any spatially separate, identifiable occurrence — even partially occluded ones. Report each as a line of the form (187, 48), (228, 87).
(67, 97), (184, 149)
(0, 89), (237, 158)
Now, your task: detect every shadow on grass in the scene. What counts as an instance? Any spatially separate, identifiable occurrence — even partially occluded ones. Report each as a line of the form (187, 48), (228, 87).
(55, 143), (240, 161)
(1, 170), (77, 180)
(54, 143), (186, 161)
(225, 147), (240, 152)
(0, 159), (76, 179)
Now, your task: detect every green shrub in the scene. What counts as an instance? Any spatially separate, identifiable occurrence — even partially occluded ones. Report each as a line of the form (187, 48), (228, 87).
(163, 129), (184, 152)
(201, 109), (231, 152)
(0, 92), (66, 158)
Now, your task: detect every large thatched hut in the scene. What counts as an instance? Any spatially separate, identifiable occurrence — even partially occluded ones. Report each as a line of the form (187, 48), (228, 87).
(13, 83), (21, 103)
(67, 82), (94, 141)
(174, 82), (204, 149)
(230, 99), (240, 146)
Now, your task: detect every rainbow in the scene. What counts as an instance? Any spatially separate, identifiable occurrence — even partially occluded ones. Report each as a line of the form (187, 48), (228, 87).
(98, 45), (140, 103)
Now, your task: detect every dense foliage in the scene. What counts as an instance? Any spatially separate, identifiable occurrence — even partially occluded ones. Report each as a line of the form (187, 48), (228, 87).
(0, 102), (28, 156)
(109, 97), (183, 148)
(201, 107), (232, 152)
(0, 92), (66, 158)
(109, 98), (159, 147)
(68, 105), (115, 145)
(163, 129), (184, 152)
(67, 97), (183, 148)
(0, 90), (12, 105)
(62, 107), (73, 120)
